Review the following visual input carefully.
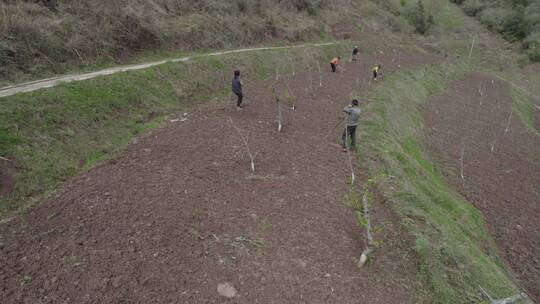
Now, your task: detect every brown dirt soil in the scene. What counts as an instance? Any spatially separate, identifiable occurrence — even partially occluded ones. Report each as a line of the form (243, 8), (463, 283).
(422, 73), (540, 301)
(0, 163), (15, 198)
(0, 51), (430, 303)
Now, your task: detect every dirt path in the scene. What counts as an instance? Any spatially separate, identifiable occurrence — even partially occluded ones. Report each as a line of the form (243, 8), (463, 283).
(0, 43), (333, 98)
(423, 73), (540, 301)
(0, 52), (429, 303)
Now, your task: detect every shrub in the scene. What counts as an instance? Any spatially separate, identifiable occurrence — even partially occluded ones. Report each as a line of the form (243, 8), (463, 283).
(524, 32), (540, 61)
(526, 44), (540, 61)
(406, 0), (433, 34)
(453, 0), (540, 59)
(462, 0), (485, 17)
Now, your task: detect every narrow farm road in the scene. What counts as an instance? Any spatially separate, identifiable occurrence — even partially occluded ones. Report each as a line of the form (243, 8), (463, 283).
(0, 43), (334, 98)
(0, 51), (430, 303)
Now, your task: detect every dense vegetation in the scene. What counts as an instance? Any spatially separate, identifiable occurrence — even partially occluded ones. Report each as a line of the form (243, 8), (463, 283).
(450, 0), (540, 61)
(0, 0), (342, 83)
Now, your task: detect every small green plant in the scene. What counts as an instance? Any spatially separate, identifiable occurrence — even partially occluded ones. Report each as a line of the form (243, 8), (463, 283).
(22, 276), (33, 284)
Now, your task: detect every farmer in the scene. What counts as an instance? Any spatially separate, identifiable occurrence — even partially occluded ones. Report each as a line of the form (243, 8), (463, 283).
(232, 69), (243, 109)
(372, 64), (382, 80)
(352, 46), (359, 61)
(342, 99), (361, 151)
(330, 56), (341, 73)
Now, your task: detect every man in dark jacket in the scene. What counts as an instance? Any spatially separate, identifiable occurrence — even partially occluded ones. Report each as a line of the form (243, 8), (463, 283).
(352, 46), (359, 61)
(232, 70), (243, 109)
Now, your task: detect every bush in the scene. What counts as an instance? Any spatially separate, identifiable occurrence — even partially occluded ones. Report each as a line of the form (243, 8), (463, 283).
(462, 0), (485, 17)
(406, 0), (433, 34)
(453, 0), (540, 59)
(526, 45), (540, 61)
(479, 8), (512, 32)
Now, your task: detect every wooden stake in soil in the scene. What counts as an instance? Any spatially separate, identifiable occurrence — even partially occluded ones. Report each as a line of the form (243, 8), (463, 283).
(228, 117), (257, 172)
(317, 60), (323, 87)
(358, 190), (373, 268)
(477, 83), (484, 105)
(469, 36), (476, 60)
(504, 109), (513, 135)
(272, 86), (283, 132)
(344, 116), (356, 185)
(286, 80), (296, 110)
(459, 140), (466, 181)
(289, 57), (296, 77)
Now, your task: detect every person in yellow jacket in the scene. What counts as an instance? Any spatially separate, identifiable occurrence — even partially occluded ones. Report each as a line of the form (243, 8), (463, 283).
(372, 64), (382, 80)
(330, 56), (341, 73)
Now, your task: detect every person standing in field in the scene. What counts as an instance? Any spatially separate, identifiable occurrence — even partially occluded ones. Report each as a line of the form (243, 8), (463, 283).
(342, 99), (361, 151)
(330, 56), (341, 73)
(352, 46), (359, 61)
(372, 64), (382, 80)
(232, 69), (243, 109)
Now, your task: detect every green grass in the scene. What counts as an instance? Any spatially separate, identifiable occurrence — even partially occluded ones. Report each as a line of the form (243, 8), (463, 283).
(0, 43), (349, 217)
(510, 87), (540, 137)
(359, 63), (522, 303)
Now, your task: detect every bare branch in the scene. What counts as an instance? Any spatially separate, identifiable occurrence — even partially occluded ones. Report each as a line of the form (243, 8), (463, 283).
(468, 36), (476, 59)
(317, 60), (322, 87)
(228, 117), (257, 172)
(0, 156), (12, 162)
(504, 109), (513, 135)
(358, 191), (373, 268)
(272, 86), (282, 132)
(286, 80), (296, 110)
(460, 140), (465, 181)
(289, 57), (296, 77)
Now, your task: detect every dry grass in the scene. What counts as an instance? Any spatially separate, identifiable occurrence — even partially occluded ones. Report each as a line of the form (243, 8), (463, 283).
(0, 0), (353, 83)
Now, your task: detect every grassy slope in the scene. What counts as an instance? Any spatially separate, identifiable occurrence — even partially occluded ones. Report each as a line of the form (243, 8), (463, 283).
(0, 0), (353, 85)
(0, 43), (349, 217)
(360, 63), (519, 303)
(357, 0), (536, 302)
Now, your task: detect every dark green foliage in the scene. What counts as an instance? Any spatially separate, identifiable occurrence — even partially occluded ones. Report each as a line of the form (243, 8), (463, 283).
(0, 129), (21, 155)
(407, 0), (433, 34)
(455, 0), (540, 61)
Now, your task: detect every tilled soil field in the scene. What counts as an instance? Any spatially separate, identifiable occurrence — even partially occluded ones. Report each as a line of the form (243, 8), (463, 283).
(1, 52), (429, 303)
(423, 73), (540, 301)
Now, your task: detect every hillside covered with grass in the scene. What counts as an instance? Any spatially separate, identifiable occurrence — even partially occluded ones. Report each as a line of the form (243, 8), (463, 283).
(0, 0), (356, 84)
(451, 0), (540, 61)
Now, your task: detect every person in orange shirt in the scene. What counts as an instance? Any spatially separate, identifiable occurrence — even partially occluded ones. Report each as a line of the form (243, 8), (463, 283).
(330, 56), (341, 73)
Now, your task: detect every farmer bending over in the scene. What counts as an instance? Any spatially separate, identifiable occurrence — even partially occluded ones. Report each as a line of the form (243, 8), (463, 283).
(330, 56), (341, 73)
(372, 64), (382, 80)
(342, 99), (361, 151)
(232, 69), (244, 109)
